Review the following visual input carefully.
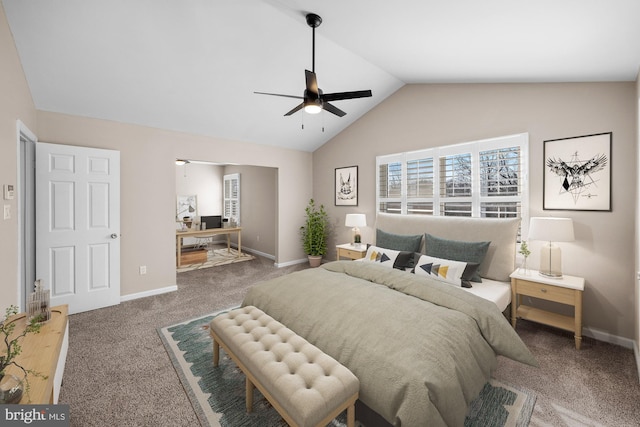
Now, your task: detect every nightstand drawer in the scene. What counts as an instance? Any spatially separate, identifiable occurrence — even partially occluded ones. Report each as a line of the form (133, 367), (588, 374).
(515, 279), (576, 305)
(336, 244), (367, 261)
(342, 249), (365, 259)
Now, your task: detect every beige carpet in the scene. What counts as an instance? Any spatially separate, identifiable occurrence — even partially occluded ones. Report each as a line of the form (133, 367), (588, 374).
(177, 248), (254, 273)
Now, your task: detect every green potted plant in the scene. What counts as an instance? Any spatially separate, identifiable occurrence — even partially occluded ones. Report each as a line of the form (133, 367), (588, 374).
(300, 199), (330, 267)
(0, 305), (46, 403)
(518, 241), (531, 274)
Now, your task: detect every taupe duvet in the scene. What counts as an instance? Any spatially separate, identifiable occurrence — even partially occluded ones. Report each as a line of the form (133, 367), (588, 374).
(242, 261), (537, 427)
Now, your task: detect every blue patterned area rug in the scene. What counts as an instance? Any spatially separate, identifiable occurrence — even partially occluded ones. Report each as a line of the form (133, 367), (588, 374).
(159, 309), (536, 427)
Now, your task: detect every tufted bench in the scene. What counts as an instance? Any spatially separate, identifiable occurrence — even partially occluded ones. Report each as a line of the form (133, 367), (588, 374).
(209, 306), (359, 427)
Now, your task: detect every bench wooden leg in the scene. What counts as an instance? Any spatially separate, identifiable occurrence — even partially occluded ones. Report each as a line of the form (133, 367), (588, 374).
(246, 377), (254, 412)
(347, 403), (355, 427)
(213, 340), (219, 367)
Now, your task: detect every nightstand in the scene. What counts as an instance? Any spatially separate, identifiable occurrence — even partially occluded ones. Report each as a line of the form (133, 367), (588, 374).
(336, 243), (367, 261)
(510, 269), (585, 349)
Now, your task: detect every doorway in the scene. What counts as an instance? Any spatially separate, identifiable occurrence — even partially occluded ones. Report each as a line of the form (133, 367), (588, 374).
(175, 161), (278, 264)
(17, 121), (36, 310)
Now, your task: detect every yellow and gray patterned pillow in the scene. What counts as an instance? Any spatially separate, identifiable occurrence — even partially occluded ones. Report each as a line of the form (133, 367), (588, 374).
(414, 254), (467, 287)
(364, 245), (400, 268)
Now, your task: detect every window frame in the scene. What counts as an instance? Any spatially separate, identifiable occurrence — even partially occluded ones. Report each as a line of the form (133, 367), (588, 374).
(223, 173), (240, 226)
(376, 133), (529, 234)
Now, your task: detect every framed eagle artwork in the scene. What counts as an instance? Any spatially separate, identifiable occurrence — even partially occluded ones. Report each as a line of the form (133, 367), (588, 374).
(543, 132), (611, 211)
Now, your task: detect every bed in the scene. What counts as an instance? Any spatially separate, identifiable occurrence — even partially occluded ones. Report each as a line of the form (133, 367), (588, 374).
(242, 213), (537, 426)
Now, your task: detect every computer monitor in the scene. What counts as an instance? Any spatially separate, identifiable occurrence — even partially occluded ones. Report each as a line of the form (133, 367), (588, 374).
(200, 215), (222, 229)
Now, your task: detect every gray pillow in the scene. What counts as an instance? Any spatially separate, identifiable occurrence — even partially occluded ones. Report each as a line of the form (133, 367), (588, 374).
(424, 233), (490, 282)
(376, 229), (422, 253)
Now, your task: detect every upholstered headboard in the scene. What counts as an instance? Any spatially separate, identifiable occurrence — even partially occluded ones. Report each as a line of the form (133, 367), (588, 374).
(375, 213), (520, 282)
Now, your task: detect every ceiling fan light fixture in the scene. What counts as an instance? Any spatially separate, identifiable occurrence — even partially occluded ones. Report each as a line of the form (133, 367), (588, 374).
(175, 159), (190, 166)
(304, 102), (322, 114)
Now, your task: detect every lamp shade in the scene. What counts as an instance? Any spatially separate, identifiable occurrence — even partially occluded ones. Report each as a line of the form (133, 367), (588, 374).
(528, 217), (574, 242)
(345, 214), (366, 228)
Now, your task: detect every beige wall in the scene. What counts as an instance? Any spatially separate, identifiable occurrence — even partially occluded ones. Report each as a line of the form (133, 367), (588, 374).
(175, 162), (224, 218)
(224, 165), (277, 257)
(34, 111), (311, 298)
(0, 4), (36, 313)
(314, 82), (637, 341)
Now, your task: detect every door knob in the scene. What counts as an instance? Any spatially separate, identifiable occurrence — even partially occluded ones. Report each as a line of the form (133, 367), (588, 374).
(111, 233), (118, 239)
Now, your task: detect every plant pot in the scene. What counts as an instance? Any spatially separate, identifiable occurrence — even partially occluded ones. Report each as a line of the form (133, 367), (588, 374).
(0, 373), (24, 404)
(307, 255), (322, 268)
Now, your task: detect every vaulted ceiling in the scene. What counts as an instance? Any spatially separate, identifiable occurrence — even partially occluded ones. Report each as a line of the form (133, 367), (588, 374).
(4, 0), (640, 152)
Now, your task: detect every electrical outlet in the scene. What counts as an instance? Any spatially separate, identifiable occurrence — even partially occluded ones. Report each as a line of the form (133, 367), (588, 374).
(139, 266), (147, 275)
(256, 235), (260, 242)
(3, 204), (10, 220)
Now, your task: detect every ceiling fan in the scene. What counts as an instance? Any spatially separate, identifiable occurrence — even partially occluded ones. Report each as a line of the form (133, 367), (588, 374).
(254, 13), (372, 117)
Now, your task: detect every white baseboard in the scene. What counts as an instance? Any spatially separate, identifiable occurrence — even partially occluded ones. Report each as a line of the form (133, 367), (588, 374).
(120, 285), (178, 303)
(275, 258), (308, 268)
(240, 246), (275, 261)
(582, 326), (635, 349)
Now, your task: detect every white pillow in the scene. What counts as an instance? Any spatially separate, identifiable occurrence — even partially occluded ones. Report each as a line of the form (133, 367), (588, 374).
(414, 254), (467, 287)
(363, 245), (400, 268)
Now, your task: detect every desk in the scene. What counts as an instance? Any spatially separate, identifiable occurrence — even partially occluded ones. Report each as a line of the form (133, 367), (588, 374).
(176, 227), (242, 267)
(5, 305), (69, 404)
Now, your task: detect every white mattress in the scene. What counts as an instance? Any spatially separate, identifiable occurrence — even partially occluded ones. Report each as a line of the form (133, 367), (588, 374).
(353, 258), (512, 312)
(462, 278), (511, 312)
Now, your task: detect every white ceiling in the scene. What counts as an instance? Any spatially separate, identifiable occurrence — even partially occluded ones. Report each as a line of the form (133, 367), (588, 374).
(4, 0), (640, 152)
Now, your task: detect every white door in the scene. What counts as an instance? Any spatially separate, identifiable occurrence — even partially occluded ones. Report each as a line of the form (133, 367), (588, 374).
(36, 142), (120, 314)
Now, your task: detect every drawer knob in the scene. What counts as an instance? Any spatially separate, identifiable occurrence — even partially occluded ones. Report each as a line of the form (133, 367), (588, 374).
(540, 288), (547, 293)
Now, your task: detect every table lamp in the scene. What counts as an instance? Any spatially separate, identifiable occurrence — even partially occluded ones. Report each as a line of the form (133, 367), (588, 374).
(345, 214), (366, 247)
(528, 217), (574, 278)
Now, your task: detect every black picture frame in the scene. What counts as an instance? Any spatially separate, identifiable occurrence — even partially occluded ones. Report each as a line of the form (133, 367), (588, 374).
(335, 166), (358, 206)
(543, 132), (612, 211)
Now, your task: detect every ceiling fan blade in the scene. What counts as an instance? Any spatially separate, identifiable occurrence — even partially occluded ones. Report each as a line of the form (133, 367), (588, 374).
(254, 91), (303, 100)
(322, 90), (372, 102)
(284, 103), (305, 116)
(323, 102), (346, 117)
(305, 70), (319, 95)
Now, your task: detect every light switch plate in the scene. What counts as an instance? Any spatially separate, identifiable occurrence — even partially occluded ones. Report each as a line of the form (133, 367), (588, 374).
(3, 184), (14, 200)
(3, 204), (10, 220)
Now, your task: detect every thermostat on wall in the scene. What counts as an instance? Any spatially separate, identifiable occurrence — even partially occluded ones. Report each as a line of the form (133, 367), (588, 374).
(4, 184), (14, 200)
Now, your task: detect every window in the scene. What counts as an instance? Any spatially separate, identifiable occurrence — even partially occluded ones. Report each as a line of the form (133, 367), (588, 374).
(223, 173), (240, 225)
(377, 133), (528, 224)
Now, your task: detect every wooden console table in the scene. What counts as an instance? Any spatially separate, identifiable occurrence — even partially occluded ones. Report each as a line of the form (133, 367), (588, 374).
(176, 227), (242, 267)
(5, 304), (69, 404)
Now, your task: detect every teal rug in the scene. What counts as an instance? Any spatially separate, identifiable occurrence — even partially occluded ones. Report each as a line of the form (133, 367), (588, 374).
(159, 309), (536, 427)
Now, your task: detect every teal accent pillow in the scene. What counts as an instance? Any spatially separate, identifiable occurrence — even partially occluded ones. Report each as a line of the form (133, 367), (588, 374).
(376, 229), (422, 253)
(424, 233), (490, 282)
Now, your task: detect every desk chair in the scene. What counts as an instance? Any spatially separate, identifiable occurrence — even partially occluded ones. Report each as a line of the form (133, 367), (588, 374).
(194, 233), (214, 255)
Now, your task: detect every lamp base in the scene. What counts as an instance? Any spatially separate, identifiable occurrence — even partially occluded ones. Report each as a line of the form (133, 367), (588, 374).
(539, 242), (563, 278)
(538, 270), (563, 279)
